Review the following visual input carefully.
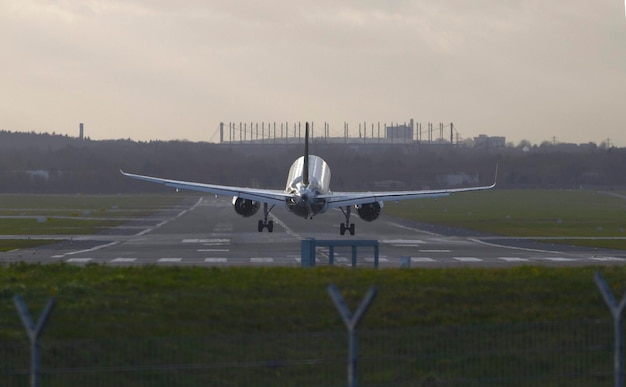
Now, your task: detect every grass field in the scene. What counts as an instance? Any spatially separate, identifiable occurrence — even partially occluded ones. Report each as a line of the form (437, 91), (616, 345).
(0, 264), (622, 385)
(385, 189), (626, 249)
(0, 264), (622, 339)
(0, 194), (189, 251)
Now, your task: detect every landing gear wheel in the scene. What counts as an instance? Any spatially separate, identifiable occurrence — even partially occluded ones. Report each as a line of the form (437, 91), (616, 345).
(256, 203), (276, 233)
(339, 206), (356, 236)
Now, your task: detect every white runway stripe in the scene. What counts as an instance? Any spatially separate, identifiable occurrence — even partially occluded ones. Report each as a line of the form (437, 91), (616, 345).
(204, 258), (227, 263)
(411, 257), (435, 262)
(251, 258), (274, 263)
(454, 257), (482, 262)
(111, 257), (137, 263)
(158, 258), (182, 263)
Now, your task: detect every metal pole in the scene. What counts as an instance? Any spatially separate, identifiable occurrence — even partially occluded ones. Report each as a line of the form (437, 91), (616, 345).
(595, 271), (626, 387)
(328, 284), (378, 387)
(13, 295), (56, 387)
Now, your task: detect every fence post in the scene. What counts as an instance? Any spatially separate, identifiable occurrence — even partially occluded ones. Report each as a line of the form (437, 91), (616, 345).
(13, 295), (56, 387)
(301, 239), (316, 267)
(594, 272), (626, 387)
(328, 284), (377, 387)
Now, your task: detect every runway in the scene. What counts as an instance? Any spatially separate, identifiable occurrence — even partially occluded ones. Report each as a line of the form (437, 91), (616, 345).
(2, 196), (625, 267)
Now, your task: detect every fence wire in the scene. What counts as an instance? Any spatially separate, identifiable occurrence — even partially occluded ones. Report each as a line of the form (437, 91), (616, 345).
(0, 320), (615, 386)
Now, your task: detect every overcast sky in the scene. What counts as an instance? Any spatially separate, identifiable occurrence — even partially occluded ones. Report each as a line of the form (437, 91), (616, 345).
(1, 1), (625, 146)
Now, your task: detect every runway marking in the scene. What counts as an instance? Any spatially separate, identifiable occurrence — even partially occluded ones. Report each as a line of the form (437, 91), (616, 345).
(384, 221), (441, 236)
(134, 197), (203, 236)
(213, 224), (233, 232)
(411, 257), (435, 262)
(204, 258), (227, 263)
(468, 238), (564, 254)
(198, 249), (229, 252)
(499, 257), (529, 262)
(66, 258), (92, 263)
(111, 257), (137, 263)
(251, 257), (274, 263)
(419, 249), (451, 253)
(541, 257), (574, 262)
(270, 213), (302, 240)
(61, 241), (120, 258)
(454, 257), (482, 262)
(364, 257), (389, 262)
(183, 239), (212, 243)
(158, 258), (182, 263)
(382, 239), (425, 245)
(591, 257), (626, 262)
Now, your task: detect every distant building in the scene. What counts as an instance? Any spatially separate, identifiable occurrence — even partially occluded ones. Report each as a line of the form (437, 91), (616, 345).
(474, 134), (505, 149)
(79, 123), (84, 140)
(386, 119), (414, 142)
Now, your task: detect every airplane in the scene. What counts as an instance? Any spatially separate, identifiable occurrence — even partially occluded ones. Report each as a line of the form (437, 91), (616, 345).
(121, 122), (497, 235)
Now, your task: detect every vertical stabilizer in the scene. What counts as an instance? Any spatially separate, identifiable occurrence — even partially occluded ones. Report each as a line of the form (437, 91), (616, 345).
(303, 122), (310, 186)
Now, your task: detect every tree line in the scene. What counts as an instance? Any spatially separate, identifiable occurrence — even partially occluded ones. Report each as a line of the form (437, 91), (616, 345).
(0, 131), (625, 194)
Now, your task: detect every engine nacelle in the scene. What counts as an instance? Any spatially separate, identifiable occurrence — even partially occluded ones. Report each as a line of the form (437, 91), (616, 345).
(232, 196), (260, 217)
(356, 202), (382, 222)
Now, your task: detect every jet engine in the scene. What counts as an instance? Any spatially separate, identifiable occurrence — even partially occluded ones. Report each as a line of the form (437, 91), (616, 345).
(232, 197), (260, 217)
(356, 202), (382, 222)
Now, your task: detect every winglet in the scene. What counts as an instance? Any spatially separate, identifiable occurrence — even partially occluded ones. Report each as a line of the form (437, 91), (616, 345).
(303, 122), (310, 186)
(492, 163), (499, 188)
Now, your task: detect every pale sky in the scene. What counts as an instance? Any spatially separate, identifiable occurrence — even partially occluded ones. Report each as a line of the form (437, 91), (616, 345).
(1, 1), (625, 146)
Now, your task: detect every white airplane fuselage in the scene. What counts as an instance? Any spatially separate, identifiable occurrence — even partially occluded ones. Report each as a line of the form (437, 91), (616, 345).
(284, 155), (331, 218)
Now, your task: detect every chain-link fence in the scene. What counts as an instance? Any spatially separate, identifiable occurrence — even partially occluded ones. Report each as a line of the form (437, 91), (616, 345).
(0, 319), (615, 386)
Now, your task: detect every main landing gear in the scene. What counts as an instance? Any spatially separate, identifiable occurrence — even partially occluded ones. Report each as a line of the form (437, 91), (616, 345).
(258, 203), (275, 232)
(339, 206), (356, 236)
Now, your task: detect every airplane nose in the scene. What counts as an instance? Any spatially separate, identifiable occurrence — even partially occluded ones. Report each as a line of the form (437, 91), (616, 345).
(301, 193), (309, 203)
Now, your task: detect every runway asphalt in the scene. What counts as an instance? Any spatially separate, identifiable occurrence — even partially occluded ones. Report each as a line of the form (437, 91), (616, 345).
(2, 196), (625, 267)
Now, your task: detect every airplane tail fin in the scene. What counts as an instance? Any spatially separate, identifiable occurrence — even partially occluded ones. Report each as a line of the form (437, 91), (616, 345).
(303, 122), (310, 186)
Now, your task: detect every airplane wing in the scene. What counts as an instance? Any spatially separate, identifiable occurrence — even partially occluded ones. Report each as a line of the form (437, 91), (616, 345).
(322, 183), (495, 208)
(120, 170), (291, 207)
(322, 165), (498, 208)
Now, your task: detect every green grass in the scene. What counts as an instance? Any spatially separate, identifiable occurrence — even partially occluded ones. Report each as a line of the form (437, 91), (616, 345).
(0, 194), (190, 248)
(385, 189), (626, 249)
(0, 239), (63, 252)
(0, 264), (621, 340)
(0, 264), (620, 385)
